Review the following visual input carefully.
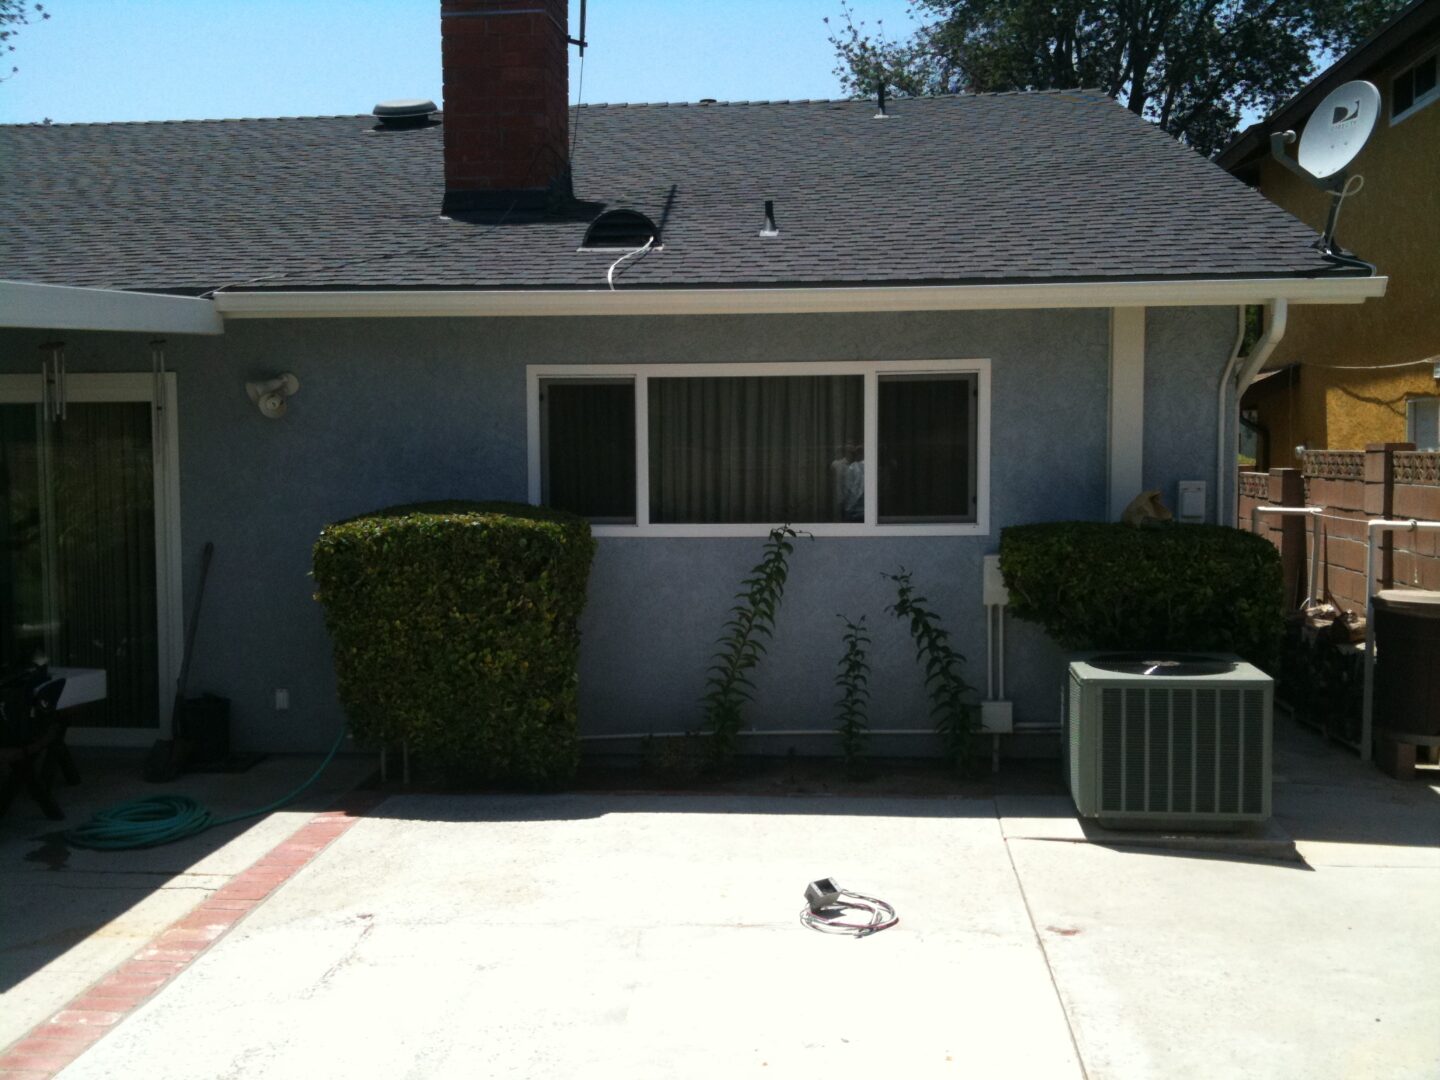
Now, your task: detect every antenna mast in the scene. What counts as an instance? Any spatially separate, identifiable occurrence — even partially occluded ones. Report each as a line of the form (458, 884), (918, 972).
(567, 0), (587, 54)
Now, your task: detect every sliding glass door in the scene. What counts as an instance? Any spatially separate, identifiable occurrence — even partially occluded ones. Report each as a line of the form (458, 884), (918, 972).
(0, 372), (181, 744)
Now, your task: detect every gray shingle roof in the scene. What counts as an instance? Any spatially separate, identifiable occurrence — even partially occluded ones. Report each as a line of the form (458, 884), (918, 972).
(0, 90), (1354, 293)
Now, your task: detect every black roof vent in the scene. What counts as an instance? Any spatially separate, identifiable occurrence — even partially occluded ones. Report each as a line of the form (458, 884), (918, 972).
(372, 99), (438, 130)
(583, 209), (659, 249)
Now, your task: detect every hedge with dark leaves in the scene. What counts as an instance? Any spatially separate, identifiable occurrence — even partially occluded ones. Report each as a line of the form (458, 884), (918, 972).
(313, 501), (595, 787)
(999, 522), (1284, 670)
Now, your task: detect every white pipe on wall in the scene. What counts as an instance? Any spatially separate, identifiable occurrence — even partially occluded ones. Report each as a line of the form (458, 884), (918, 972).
(1215, 306), (1247, 527)
(578, 729), (941, 742)
(1361, 517), (1440, 763)
(1250, 504), (1325, 606)
(1236, 299), (1289, 399)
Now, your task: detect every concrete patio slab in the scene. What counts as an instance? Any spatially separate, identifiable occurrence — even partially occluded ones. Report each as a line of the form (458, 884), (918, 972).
(3, 721), (1435, 1079)
(51, 796), (1085, 1079)
(1008, 839), (1440, 1079)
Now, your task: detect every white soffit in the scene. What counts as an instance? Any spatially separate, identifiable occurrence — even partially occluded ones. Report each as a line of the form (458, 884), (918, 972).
(0, 280), (224, 336)
(212, 276), (1387, 319)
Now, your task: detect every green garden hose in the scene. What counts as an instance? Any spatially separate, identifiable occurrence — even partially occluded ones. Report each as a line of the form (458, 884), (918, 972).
(66, 727), (349, 851)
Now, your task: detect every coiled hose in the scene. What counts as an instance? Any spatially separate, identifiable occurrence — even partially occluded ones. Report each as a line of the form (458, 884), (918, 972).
(66, 727), (348, 851)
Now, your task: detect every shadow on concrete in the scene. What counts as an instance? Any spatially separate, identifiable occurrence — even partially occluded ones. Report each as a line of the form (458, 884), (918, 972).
(0, 748), (372, 1000)
(365, 788), (1007, 825)
(362, 718), (1438, 871)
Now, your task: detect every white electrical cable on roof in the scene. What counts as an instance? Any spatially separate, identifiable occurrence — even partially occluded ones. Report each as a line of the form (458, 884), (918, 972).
(606, 236), (654, 290)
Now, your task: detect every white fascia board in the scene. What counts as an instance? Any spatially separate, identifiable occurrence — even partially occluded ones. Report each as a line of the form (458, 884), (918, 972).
(0, 280), (224, 335)
(212, 276), (1387, 319)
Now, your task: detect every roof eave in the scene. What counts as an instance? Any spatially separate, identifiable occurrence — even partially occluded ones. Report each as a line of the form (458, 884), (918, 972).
(212, 276), (1387, 319)
(0, 280), (225, 335)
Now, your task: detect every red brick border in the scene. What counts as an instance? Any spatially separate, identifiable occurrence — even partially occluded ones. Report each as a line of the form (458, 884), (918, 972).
(0, 792), (384, 1079)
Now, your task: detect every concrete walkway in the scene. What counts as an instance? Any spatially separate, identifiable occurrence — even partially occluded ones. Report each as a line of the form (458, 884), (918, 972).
(3, 726), (1438, 1079)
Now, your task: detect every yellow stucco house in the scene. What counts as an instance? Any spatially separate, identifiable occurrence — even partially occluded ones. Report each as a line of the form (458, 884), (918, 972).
(1218, 0), (1439, 463)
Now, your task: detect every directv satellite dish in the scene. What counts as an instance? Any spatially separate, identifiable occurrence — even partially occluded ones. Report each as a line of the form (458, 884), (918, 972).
(1268, 79), (1380, 259)
(1297, 80), (1380, 178)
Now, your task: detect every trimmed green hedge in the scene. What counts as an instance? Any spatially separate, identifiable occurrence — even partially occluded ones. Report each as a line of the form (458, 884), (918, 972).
(999, 522), (1284, 669)
(313, 501), (596, 787)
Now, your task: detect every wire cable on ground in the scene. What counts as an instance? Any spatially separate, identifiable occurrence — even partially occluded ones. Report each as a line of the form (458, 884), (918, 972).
(800, 889), (899, 938)
(66, 726), (349, 851)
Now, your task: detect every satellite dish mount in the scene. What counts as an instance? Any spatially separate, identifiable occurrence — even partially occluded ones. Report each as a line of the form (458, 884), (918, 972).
(1268, 80), (1379, 258)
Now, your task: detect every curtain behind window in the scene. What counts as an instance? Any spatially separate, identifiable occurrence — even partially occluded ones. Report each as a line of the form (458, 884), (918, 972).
(878, 374), (975, 522)
(53, 403), (159, 728)
(542, 381), (636, 521)
(649, 375), (862, 524)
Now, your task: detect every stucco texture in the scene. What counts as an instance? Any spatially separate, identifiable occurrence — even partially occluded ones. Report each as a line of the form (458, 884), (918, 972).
(1244, 40), (1440, 451)
(1, 307), (1233, 752)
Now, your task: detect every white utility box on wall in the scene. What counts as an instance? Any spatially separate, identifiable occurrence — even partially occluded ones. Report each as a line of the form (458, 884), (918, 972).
(1177, 480), (1207, 524)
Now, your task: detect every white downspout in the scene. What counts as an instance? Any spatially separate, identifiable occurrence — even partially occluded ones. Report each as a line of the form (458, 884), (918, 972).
(1216, 299), (1289, 526)
(1215, 305), (1247, 524)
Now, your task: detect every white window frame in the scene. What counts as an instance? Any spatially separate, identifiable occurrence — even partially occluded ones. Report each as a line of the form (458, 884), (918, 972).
(1390, 49), (1439, 125)
(527, 359), (991, 538)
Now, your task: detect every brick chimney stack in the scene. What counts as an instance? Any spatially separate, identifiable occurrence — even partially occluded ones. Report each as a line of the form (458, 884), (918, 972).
(440, 0), (570, 213)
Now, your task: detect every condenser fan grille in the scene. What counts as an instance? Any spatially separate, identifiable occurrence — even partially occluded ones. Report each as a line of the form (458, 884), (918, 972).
(1097, 686), (1266, 816)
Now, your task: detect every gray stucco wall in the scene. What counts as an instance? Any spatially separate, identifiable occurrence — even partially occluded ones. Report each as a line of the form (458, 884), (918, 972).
(0, 306), (1235, 753)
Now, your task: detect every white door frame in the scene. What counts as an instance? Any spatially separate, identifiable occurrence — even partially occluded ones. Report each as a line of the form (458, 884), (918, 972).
(0, 372), (184, 746)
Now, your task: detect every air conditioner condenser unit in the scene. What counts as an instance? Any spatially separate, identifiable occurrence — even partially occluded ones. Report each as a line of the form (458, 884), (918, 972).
(1065, 653), (1273, 830)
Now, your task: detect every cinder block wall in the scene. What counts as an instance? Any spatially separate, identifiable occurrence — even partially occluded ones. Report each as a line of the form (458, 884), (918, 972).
(1238, 446), (1440, 612)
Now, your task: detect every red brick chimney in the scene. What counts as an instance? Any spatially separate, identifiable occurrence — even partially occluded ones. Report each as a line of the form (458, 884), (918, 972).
(440, 0), (570, 213)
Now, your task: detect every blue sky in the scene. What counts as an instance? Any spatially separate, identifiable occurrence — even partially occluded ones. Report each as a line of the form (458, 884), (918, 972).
(0, 0), (917, 124)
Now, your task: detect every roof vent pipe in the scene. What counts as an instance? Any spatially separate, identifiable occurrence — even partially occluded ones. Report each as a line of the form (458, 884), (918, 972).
(759, 199), (779, 238)
(372, 99), (437, 129)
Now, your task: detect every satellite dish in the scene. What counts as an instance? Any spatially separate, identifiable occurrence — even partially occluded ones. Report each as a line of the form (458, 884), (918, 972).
(1268, 79), (1379, 260)
(1296, 80), (1380, 178)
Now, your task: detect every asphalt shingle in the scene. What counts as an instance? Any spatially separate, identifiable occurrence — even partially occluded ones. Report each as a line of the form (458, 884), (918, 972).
(0, 91), (1350, 293)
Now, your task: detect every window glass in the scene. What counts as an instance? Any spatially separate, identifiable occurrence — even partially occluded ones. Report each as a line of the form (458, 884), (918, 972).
(1415, 55), (1437, 98)
(1406, 398), (1440, 451)
(648, 375), (863, 524)
(1394, 68), (1415, 116)
(878, 374), (977, 523)
(1393, 54), (1437, 118)
(541, 379), (635, 521)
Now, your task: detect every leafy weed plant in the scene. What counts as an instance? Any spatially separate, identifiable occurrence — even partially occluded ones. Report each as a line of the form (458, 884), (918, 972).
(701, 526), (803, 766)
(834, 614), (873, 778)
(886, 568), (979, 772)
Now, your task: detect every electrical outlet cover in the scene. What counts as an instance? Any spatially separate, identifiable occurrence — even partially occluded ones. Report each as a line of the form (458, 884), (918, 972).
(981, 701), (1013, 733)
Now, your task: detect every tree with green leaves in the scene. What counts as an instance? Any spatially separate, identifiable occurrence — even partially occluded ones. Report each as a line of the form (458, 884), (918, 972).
(1, 1), (48, 82)
(828, 0), (1407, 155)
